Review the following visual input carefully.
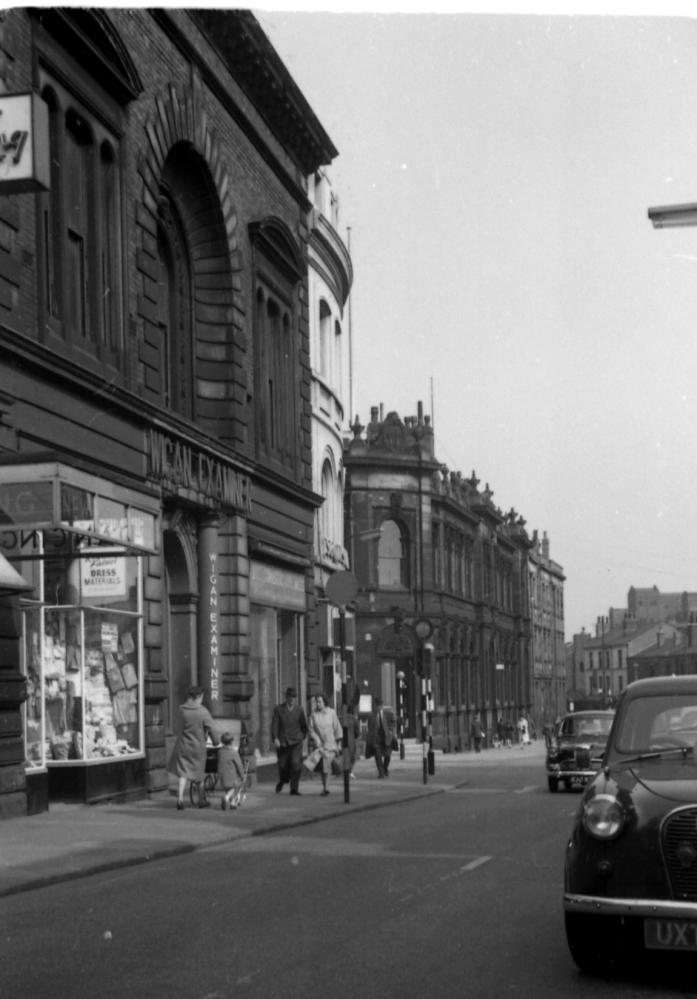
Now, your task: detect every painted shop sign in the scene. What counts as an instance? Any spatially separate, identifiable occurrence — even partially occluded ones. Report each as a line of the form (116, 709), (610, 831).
(0, 92), (50, 193)
(206, 551), (220, 704)
(147, 430), (252, 514)
(80, 551), (127, 600)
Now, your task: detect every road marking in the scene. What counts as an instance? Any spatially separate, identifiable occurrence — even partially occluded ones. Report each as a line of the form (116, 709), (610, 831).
(460, 856), (492, 872)
(514, 785), (538, 794)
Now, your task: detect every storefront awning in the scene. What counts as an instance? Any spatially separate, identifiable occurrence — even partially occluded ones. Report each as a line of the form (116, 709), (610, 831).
(0, 462), (159, 554)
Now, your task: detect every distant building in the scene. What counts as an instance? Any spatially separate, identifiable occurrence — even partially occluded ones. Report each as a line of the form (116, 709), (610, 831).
(528, 532), (566, 725)
(576, 617), (681, 705)
(628, 586), (697, 624)
(343, 404), (560, 749)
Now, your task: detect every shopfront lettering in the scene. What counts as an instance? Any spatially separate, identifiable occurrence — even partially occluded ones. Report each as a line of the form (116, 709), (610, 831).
(0, 128), (28, 168)
(208, 551), (220, 702)
(147, 430), (252, 514)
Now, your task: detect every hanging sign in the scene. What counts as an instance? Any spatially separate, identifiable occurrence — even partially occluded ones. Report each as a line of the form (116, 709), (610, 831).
(79, 551), (127, 599)
(0, 92), (50, 193)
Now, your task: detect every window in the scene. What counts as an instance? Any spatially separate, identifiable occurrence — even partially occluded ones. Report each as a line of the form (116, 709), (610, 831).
(378, 519), (407, 587)
(39, 72), (124, 358)
(254, 284), (297, 465)
(156, 198), (194, 417)
(319, 300), (331, 380)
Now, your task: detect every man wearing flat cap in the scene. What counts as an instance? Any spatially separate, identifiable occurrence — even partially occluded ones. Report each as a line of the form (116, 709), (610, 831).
(271, 685), (308, 795)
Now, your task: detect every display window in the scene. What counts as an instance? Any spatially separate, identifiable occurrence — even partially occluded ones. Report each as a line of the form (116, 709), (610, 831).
(15, 530), (144, 769)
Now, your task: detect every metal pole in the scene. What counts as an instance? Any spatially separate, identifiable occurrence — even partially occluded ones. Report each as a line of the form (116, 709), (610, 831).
(421, 673), (428, 784)
(427, 673), (435, 776)
(398, 673), (405, 760)
(339, 606), (350, 804)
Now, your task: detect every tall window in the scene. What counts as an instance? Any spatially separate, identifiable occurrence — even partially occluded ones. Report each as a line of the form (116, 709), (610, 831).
(319, 300), (331, 380)
(39, 73), (124, 357)
(255, 284), (297, 465)
(156, 199), (194, 418)
(378, 519), (406, 587)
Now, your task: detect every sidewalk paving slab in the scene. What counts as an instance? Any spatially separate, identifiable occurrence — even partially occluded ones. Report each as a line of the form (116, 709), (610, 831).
(0, 741), (546, 898)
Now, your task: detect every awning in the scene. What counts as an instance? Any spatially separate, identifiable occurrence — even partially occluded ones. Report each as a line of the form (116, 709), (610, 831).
(0, 462), (159, 554)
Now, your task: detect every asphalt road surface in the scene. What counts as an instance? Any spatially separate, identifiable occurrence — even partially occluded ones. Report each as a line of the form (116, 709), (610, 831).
(3, 757), (696, 999)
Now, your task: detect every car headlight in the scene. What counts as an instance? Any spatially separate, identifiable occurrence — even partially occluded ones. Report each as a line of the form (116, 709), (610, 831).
(582, 793), (625, 840)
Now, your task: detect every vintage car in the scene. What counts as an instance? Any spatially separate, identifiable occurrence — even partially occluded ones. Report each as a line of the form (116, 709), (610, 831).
(546, 709), (614, 792)
(564, 675), (697, 973)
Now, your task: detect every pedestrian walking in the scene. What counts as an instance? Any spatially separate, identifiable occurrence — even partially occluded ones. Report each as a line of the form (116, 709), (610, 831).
(517, 712), (530, 749)
(308, 693), (343, 795)
(495, 715), (505, 749)
(271, 686), (308, 795)
(365, 696), (396, 778)
(217, 732), (245, 810)
(168, 685), (221, 810)
(470, 713), (485, 753)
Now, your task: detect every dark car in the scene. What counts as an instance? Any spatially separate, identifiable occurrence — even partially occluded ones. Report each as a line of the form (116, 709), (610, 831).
(546, 709), (614, 792)
(564, 676), (697, 973)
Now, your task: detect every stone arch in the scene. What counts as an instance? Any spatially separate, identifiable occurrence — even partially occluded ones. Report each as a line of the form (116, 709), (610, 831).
(136, 84), (248, 450)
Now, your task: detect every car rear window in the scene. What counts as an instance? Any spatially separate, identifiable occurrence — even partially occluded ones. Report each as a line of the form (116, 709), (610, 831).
(615, 694), (697, 754)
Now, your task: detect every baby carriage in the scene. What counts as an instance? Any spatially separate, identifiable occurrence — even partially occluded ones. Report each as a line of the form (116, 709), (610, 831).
(189, 735), (252, 807)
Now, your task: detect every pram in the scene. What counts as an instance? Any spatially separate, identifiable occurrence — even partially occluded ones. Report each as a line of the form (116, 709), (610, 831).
(189, 735), (252, 807)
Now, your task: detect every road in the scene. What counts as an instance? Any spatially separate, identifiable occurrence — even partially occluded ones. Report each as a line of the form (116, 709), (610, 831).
(2, 756), (695, 998)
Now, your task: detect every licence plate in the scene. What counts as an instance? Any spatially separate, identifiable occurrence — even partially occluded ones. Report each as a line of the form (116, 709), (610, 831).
(645, 918), (697, 951)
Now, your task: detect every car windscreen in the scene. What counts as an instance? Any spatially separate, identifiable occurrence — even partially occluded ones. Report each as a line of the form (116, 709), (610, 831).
(559, 715), (613, 738)
(614, 694), (697, 755)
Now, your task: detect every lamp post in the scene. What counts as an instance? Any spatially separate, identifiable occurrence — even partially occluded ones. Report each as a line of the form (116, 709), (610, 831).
(396, 669), (406, 759)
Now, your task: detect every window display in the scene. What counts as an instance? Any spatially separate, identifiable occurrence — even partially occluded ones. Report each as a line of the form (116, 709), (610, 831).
(19, 532), (144, 768)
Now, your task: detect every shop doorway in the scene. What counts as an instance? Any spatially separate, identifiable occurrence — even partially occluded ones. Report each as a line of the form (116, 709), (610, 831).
(163, 526), (198, 732)
(249, 606), (303, 755)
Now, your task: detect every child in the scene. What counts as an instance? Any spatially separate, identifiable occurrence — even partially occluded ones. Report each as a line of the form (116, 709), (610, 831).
(217, 732), (244, 809)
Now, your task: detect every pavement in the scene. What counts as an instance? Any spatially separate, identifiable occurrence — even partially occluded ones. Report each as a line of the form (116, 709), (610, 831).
(0, 739), (546, 898)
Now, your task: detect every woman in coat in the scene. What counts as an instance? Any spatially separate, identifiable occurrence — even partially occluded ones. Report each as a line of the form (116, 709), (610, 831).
(168, 685), (220, 809)
(309, 694), (342, 796)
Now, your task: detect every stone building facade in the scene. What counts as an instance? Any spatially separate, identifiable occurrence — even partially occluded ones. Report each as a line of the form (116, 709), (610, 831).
(344, 403), (545, 751)
(0, 9), (338, 815)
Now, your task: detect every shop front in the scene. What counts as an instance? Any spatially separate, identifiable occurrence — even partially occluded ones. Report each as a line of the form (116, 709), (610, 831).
(0, 461), (159, 810)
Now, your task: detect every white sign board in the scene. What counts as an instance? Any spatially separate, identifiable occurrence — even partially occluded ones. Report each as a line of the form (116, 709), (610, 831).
(80, 552), (127, 599)
(0, 92), (49, 193)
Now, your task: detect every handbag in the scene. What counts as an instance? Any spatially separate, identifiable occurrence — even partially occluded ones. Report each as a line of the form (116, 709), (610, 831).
(330, 755), (342, 776)
(303, 747), (322, 771)
(391, 736), (399, 751)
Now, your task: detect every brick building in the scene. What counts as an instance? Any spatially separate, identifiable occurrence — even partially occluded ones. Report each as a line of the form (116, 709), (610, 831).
(0, 9), (339, 815)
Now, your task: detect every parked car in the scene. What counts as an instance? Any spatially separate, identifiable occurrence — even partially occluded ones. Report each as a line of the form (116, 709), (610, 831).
(546, 709), (614, 792)
(564, 675), (697, 973)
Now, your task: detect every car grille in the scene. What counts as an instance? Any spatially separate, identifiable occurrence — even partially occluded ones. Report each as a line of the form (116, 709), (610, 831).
(575, 747), (591, 769)
(663, 808), (697, 901)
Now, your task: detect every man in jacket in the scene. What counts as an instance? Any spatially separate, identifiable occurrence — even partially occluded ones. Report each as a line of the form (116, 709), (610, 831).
(366, 696), (396, 778)
(271, 686), (308, 795)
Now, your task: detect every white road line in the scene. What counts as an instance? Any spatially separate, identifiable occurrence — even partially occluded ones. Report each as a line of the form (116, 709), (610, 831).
(460, 856), (492, 872)
(514, 785), (538, 794)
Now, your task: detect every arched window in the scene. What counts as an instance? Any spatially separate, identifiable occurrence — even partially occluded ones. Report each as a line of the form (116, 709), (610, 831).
(156, 196), (194, 417)
(378, 519), (407, 587)
(320, 459), (333, 542)
(334, 319), (343, 395)
(319, 299), (331, 380)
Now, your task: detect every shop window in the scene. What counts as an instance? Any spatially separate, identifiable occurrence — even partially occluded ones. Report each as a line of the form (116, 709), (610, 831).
(18, 532), (143, 770)
(38, 72), (124, 359)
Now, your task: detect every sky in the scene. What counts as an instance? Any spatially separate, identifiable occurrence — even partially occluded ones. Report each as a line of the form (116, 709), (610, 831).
(254, 5), (697, 639)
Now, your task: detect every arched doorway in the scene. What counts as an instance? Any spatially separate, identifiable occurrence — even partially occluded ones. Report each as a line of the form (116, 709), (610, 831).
(163, 516), (198, 732)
